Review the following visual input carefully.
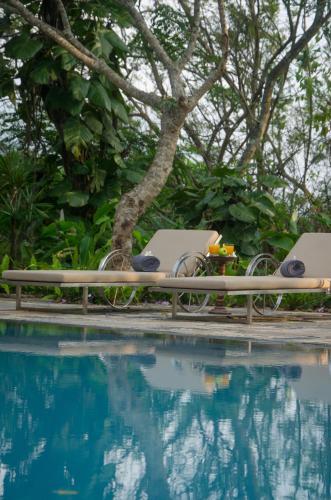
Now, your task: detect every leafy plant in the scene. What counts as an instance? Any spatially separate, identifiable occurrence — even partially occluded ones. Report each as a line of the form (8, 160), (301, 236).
(0, 255), (10, 293)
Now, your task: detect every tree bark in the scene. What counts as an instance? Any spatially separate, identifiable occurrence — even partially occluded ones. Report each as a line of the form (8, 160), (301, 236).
(112, 106), (187, 252)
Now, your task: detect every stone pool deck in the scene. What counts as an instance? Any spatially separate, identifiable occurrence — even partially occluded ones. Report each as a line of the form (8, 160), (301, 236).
(1, 297), (331, 346)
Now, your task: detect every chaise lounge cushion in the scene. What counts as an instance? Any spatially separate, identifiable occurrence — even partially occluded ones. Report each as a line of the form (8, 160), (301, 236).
(143, 229), (219, 272)
(158, 275), (330, 290)
(2, 270), (168, 284)
(275, 233), (331, 278)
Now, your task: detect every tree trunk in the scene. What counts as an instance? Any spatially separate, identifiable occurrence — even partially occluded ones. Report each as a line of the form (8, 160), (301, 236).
(237, 83), (274, 169)
(112, 106), (187, 252)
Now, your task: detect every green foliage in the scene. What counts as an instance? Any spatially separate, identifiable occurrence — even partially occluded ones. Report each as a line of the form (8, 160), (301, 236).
(150, 5), (189, 59)
(63, 118), (94, 157)
(154, 163), (297, 257)
(88, 80), (113, 112)
(0, 255), (10, 294)
(229, 203), (256, 223)
(0, 0), (131, 212)
(64, 191), (90, 208)
(0, 151), (53, 262)
(38, 218), (112, 269)
(5, 32), (43, 60)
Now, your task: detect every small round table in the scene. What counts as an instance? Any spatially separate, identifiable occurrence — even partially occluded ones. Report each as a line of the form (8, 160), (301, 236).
(207, 255), (237, 314)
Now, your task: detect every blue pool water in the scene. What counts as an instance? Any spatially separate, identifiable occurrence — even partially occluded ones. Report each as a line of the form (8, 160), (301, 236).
(1, 322), (331, 499)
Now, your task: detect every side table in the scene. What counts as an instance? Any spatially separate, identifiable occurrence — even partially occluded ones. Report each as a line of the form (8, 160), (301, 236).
(207, 255), (237, 314)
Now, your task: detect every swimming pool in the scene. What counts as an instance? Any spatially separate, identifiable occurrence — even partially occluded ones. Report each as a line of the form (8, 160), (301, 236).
(0, 321), (331, 499)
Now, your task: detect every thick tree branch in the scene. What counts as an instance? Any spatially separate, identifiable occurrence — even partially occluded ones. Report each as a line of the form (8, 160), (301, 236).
(52, 0), (98, 61)
(128, 97), (160, 134)
(248, 0), (260, 98)
(146, 51), (166, 96)
(268, 134), (314, 201)
(0, 1), (16, 14)
(115, 0), (175, 72)
(4, 0), (162, 108)
(178, 0), (215, 58)
(178, 0), (201, 71)
(189, 0), (228, 107)
(184, 122), (213, 170)
(177, 0), (191, 18)
(116, 0), (187, 98)
(54, 0), (71, 35)
(283, 0), (295, 37)
(223, 73), (253, 121)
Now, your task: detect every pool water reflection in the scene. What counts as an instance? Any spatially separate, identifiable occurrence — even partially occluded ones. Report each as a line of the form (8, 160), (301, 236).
(0, 322), (331, 499)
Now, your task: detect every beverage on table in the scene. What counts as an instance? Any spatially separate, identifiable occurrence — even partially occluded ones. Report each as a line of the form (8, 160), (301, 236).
(223, 244), (235, 255)
(209, 244), (220, 254)
(209, 243), (236, 257)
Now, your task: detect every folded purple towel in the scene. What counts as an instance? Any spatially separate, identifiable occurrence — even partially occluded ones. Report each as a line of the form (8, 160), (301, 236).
(280, 259), (305, 277)
(132, 255), (160, 272)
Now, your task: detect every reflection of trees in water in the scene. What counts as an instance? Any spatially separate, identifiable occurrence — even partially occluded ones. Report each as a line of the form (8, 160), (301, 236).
(0, 352), (109, 499)
(0, 353), (331, 499)
(104, 357), (171, 499)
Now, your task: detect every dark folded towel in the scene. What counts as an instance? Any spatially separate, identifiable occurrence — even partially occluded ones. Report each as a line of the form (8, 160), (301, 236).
(280, 259), (305, 277)
(132, 254), (160, 272)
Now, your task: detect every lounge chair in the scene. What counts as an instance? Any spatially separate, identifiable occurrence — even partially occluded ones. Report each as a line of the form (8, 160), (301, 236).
(2, 229), (220, 313)
(155, 233), (331, 324)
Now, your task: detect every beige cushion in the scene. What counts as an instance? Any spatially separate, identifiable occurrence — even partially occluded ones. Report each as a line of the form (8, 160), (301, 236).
(142, 229), (219, 273)
(158, 275), (330, 290)
(276, 233), (331, 278)
(2, 270), (167, 284)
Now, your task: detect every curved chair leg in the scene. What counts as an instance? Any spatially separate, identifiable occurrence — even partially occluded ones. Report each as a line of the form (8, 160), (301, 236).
(98, 250), (137, 309)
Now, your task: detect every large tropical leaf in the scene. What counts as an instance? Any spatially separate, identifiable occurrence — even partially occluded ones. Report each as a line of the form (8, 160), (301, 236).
(30, 60), (58, 84)
(123, 169), (144, 183)
(63, 118), (94, 150)
(68, 75), (90, 101)
(94, 30), (113, 58)
(259, 192), (277, 207)
(251, 201), (275, 218)
(222, 175), (246, 187)
(240, 241), (259, 255)
(45, 88), (84, 116)
(113, 154), (126, 167)
(88, 80), (112, 112)
(229, 203), (256, 223)
(110, 98), (129, 123)
(53, 46), (76, 71)
(260, 174), (287, 189)
(265, 234), (294, 251)
(104, 29), (128, 53)
(103, 128), (124, 152)
(65, 191), (90, 207)
(196, 191), (216, 209)
(5, 33), (43, 60)
(83, 112), (103, 135)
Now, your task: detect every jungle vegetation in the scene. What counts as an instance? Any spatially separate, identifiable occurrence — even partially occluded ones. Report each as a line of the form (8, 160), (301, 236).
(0, 0), (330, 307)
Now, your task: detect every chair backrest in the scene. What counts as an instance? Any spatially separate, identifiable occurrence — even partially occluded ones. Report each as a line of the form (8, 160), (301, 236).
(142, 229), (220, 273)
(277, 233), (331, 278)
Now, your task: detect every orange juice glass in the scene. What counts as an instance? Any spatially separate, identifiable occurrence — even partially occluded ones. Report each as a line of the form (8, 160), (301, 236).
(209, 244), (220, 254)
(224, 244), (235, 255)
